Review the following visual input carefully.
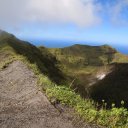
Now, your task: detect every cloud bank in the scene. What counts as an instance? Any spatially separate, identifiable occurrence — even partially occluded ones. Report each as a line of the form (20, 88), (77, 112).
(110, 0), (128, 25)
(0, 0), (101, 28)
(0, 0), (128, 30)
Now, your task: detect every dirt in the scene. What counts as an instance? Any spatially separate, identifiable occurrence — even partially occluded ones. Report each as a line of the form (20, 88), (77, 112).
(0, 61), (101, 128)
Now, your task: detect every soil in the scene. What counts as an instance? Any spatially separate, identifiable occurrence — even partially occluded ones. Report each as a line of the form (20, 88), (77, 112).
(0, 61), (101, 128)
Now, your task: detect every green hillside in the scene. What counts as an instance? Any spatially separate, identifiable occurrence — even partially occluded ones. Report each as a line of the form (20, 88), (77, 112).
(45, 44), (128, 98)
(90, 63), (128, 108)
(47, 44), (128, 68)
(0, 30), (65, 84)
(0, 30), (128, 127)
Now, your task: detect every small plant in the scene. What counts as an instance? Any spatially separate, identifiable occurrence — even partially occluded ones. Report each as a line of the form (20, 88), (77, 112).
(46, 85), (128, 127)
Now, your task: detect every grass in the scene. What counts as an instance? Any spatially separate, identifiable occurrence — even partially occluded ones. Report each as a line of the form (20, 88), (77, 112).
(46, 85), (128, 128)
(47, 44), (128, 77)
(47, 44), (128, 68)
(1, 52), (128, 128)
(0, 32), (128, 128)
(47, 45), (128, 110)
(2, 52), (127, 127)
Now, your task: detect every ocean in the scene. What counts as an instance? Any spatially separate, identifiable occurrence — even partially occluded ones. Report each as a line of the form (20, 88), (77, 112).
(29, 39), (128, 55)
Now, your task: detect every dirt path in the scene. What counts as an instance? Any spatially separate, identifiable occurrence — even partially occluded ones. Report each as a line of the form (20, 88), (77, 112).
(0, 61), (100, 128)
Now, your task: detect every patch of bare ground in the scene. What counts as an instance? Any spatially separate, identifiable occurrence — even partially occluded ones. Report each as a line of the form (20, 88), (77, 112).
(0, 61), (101, 128)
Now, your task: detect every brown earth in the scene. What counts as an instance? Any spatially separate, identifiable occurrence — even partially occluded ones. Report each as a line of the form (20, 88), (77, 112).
(0, 61), (101, 128)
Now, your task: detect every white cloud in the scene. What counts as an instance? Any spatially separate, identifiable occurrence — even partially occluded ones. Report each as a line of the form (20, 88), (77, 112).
(109, 0), (128, 25)
(0, 0), (101, 28)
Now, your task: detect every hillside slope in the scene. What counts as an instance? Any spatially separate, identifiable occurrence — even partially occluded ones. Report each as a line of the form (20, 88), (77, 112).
(0, 61), (100, 128)
(0, 30), (65, 84)
(0, 30), (128, 127)
(90, 63), (128, 108)
(47, 44), (128, 68)
(46, 44), (128, 108)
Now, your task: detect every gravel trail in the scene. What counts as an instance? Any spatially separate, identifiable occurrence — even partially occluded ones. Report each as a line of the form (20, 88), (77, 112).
(0, 61), (100, 128)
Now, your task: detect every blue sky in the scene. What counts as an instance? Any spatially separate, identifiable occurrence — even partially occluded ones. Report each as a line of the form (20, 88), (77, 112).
(0, 0), (128, 47)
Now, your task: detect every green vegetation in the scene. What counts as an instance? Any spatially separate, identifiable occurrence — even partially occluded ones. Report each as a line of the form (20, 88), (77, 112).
(90, 63), (128, 108)
(46, 44), (128, 107)
(47, 44), (128, 68)
(46, 85), (128, 127)
(0, 31), (65, 84)
(0, 30), (128, 127)
(23, 54), (128, 127)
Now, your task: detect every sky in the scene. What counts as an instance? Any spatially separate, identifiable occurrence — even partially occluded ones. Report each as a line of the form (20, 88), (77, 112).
(0, 0), (128, 48)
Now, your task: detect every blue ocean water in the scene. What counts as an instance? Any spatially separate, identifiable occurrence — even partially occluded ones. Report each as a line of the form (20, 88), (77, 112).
(29, 39), (128, 55)
(113, 45), (128, 55)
